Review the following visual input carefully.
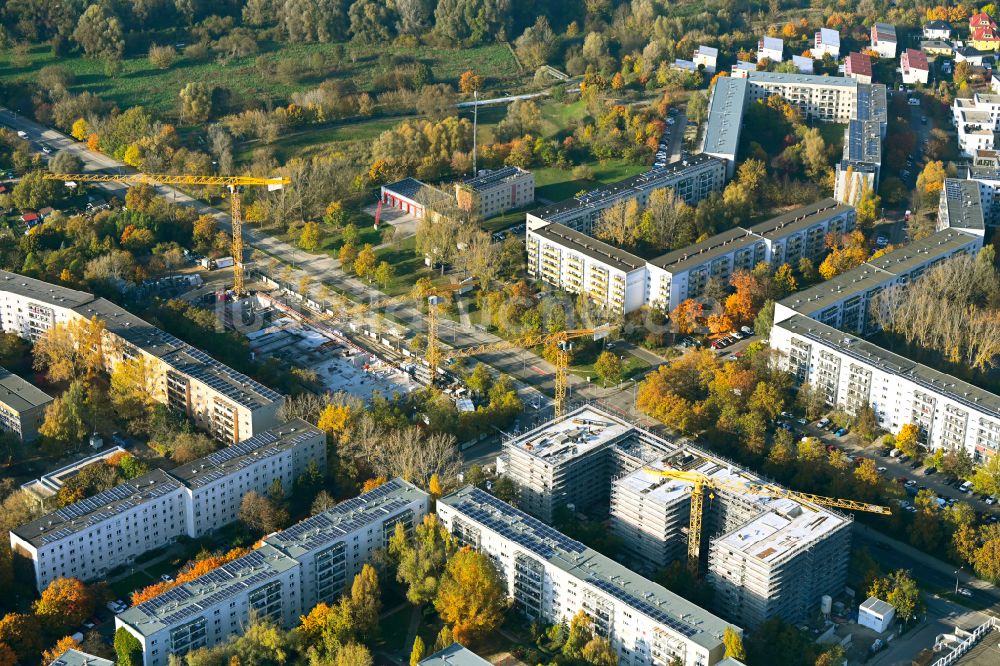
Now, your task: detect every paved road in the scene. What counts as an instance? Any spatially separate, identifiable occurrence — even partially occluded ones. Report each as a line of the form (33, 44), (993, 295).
(0, 109), (617, 409)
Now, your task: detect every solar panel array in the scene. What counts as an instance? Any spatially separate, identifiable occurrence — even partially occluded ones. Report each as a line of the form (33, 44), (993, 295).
(171, 346), (282, 407)
(587, 578), (699, 638)
(270, 491), (411, 554)
(54, 473), (181, 523)
(458, 488), (586, 559)
(135, 550), (282, 626)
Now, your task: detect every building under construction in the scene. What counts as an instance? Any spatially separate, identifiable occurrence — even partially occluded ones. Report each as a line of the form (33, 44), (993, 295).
(499, 406), (852, 629)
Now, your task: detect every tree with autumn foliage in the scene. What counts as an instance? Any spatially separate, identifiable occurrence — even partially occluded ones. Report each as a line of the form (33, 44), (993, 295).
(819, 231), (869, 281)
(724, 270), (764, 323)
(458, 70), (483, 94)
(32, 316), (107, 383)
(895, 423), (921, 458)
(361, 476), (388, 493)
(34, 577), (95, 632)
(42, 635), (81, 664)
(390, 514), (457, 605)
(434, 547), (508, 645)
(131, 547), (250, 605)
(707, 313), (734, 336)
(670, 299), (703, 334)
(0, 613), (42, 661)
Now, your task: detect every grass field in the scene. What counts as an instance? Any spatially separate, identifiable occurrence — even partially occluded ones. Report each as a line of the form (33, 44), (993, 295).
(534, 159), (648, 202)
(0, 41), (519, 118)
(235, 116), (402, 164)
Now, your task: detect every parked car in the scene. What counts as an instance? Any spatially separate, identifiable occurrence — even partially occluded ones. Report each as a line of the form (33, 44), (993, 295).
(987, 495), (997, 505)
(875, 236), (889, 248)
(796, 418), (807, 425)
(876, 466), (887, 475)
(923, 466), (937, 475)
(958, 587), (973, 597)
(740, 326), (753, 336)
(899, 454), (910, 462)
(160, 574), (174, 582)
(911, 460), (922, 469)
(834, 427), (848, 436)
(817, 417), (831, 429)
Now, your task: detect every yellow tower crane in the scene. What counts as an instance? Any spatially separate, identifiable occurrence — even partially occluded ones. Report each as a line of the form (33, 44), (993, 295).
(644, 467), (891, 575)
(445, 327), (609, 418)
(43, 172), (289, 295)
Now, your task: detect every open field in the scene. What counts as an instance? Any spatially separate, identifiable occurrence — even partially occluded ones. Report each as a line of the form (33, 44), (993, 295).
(0, 41), (519, 118)
(534, 159), (648, 202)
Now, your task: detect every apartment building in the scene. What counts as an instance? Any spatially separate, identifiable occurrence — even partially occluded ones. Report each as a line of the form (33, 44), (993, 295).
(702, 76), (749, 178)
(901, 49), (930, 85)
(953, 93), (1000, 155)
(456, 167), (534, 220)
(844, 53), (873, 84)
(870, 23), (897, 58)
(526, 155), (726, 234)
(775, 228), (983, 336)
(771, 315), (1000, 459)
(833, 119), (882, 204)
(0, 272), (283, 443)
(116, 479), (430, 666)
(437, 485), (739, 666)
(969, 12), (1000, 51)
(0, 366), (52, 442)
(693, 46), (718, 73)
(744, 71), (861, 122)
(10, 420), (325, 592)
(813, 28), (841, 58)
(613, 454), (851, 629)
(648, 199), (855, 311)
(49, 649), (114, 666)
(959, 153), (1000, 226)
(526, 224), (647, 315)
(757, 37), (783, 63)
(500, 406), (672, 522)
(937, 179), (988, 236)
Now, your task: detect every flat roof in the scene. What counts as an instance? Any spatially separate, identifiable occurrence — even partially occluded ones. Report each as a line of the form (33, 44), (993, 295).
(860, 597), (895, 616)
(439, 485), (736, 650)
(531, 223), (646, 273)
(506, 406), (638, 464)
(747, 199), (851, 238)
(419, 644), (491, 666)
(12, 469), (183, 548)
(0, 367), (51, 413)
(49, 649), (115, 666)
(461, 166), (529, 191)
(0, 270), (95, 309)
(843, 119), (882, 163)
(748, 70), (854, 87)
(650, 227), (758, 273)
(703, 77), (748, 158)
(119, 544), (299, 637)
(776, 315), (1000, 419)
(940, 179), (985, 231)
(715, 499), (847, 565)
(265, 478), (427, 560)
(530, 154), (720, 225)
(170, 419), (321, 488)
(779, 229), (980, 314)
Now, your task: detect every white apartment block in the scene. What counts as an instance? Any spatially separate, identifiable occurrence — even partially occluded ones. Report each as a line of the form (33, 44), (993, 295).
(610, 436), (850, 629)
(771, 315), (1000, 460)
(937, 179), (987, 236)
(871, 23), (897, 58)
(49, 649), (115, 666)
(528, 198), (854, 316)
(648, 200), (855, 311)
(959, 152), (1000, 226)
(116, 479), (430, 666)
(744, 71), (861, 122)
(702, 76), (749, 178)
(526, 155), (725, 234)
(775, 228), (983, 337)
(10, 420), (326, 592)
(0, 366), (52, 442)
(813, 28), (841, 59)
(438, 485), (740, 666)
(526, 224), (647, 315)
(693, 46), (718, 73)
(953, 93), (1000, 156)
(456, 167), (534, 220)
(757, 37), (783, 63)
(0, 272), (283, 443)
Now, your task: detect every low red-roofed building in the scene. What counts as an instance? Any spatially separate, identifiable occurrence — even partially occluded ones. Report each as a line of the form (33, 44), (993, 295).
(20, 211), (38, 223)
(845, 52), (873, 84)
(901, 49), (930, 85)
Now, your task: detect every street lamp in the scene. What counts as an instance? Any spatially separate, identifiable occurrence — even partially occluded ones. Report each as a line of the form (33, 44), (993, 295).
(954, 566), (963, 594)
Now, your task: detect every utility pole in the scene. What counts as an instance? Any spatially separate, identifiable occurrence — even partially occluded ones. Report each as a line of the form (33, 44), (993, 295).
(472, 89), (478, 176)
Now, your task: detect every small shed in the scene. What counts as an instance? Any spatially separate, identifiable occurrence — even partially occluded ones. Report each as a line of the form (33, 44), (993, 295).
(858, 596), (895, 634)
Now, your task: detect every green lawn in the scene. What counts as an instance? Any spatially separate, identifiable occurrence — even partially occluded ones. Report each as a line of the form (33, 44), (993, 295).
(109, 571), (155, 600)
(0, 41), (518, 119)
(570, 352), (650, 383)
(534, 159), (648, 202)
(236, 116), (402, 164)
(540, 98), (589, 137)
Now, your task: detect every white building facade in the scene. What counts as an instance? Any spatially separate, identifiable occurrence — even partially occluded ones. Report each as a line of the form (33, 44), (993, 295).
(10, 420), (326, 592)
(115, 479), (430, 666)
(438, 485), (740, 666)
(456, 167), (534, 220)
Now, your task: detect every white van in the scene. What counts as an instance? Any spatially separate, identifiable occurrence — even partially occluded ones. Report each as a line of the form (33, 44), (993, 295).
(960, 480), (973, 493)
(890, 449), (902, 458)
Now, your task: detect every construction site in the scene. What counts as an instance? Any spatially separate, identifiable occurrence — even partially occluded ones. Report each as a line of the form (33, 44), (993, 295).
(499, 406), (888, 633)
